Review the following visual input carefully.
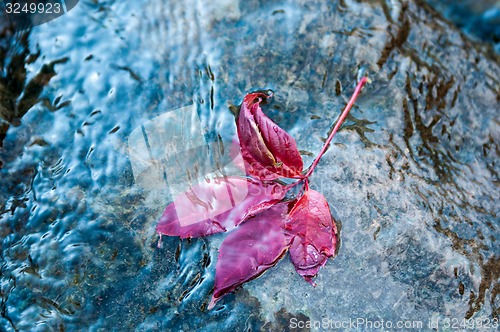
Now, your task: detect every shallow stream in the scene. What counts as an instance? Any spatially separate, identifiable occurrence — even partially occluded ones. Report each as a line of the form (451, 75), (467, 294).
(1, 0), (499, 331)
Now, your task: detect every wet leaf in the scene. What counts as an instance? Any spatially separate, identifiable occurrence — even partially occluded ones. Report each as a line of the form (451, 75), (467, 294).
(156, 176), (288, 239)
(285, 189), (337, 285)
(237, 91), (303, 180)
(208, 202), (292, 309)
(156, 79), (368, 308)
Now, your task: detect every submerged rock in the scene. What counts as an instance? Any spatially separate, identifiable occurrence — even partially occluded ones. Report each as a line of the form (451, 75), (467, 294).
(0, 0), (498, 330)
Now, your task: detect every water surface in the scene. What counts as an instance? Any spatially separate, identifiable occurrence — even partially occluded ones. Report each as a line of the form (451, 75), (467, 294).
(0, 0), (499, 331)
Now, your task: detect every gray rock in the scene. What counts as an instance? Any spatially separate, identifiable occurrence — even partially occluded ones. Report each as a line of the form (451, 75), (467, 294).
(0, 0), (498, 331)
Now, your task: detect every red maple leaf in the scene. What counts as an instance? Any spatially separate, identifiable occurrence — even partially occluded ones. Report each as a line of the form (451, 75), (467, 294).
(285, 188), (338, 286)
(156, 77), (369, 308)
(236, 90), (303, 180)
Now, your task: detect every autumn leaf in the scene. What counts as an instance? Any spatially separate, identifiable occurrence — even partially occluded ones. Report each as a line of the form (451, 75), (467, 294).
(237, 91), (303, 180)
(156, 176), (288, 239)
(155, 77), (369, 308)
(285, 189), (338, 285)
(208, 201), (293, 309)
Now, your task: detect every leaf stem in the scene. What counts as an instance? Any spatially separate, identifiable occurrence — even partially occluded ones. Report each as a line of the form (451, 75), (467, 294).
(304, 76), (369, 178)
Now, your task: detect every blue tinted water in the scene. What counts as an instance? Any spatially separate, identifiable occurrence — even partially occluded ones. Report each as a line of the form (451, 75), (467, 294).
(1, 0), (499, 331)
(426, 0), (500, 53)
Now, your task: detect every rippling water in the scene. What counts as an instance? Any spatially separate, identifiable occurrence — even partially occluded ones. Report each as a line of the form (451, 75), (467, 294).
(426, 0), (500, 53)
(1, 0), (499, 331)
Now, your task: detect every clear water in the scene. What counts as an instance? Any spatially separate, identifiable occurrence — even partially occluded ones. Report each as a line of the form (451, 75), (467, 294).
(426, 0), (500, 53)
(1, 0), (499, 331)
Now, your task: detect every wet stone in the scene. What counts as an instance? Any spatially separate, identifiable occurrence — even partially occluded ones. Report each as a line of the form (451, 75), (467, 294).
(0, 0), (499, 331)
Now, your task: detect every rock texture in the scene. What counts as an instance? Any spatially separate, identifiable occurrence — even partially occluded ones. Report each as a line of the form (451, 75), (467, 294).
(0, 0), (498, 330)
